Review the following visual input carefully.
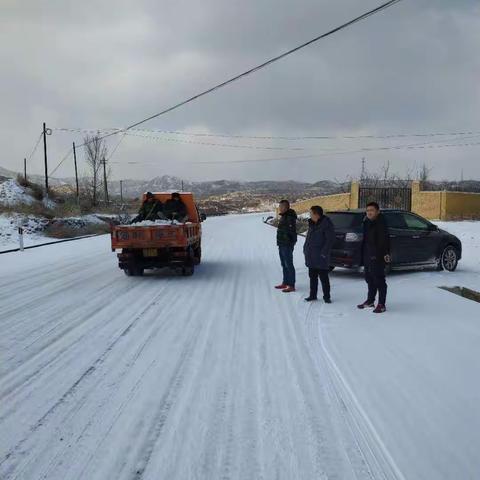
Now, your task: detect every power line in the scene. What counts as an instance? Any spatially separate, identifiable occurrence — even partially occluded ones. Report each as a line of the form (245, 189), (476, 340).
(52, 126), (480, 142)
(49, 146), (73, 176)
(192, 139), (480, 165)
(49, 130), (128, 177)
(26, 132), (43, 163)
(123, 131), (312, 151)
(66, 0), (405, 147)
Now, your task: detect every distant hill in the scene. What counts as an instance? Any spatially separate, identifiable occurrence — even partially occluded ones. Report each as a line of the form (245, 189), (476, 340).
(2, 164), (479, 200)
(106, 175), (346, 200)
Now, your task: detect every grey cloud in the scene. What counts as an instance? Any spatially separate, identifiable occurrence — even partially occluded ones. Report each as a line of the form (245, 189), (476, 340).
(0, 0), (479, 182)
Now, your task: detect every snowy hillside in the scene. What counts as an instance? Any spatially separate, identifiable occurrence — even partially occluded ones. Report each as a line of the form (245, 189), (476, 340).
(0, 178), (110, 250)
(0, 179), (36, 206)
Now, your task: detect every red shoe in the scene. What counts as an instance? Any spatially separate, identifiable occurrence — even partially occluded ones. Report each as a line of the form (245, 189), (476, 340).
(275, 284), (287, 289)
(373, 304), (386, 313)
(282, 286), (296, 293)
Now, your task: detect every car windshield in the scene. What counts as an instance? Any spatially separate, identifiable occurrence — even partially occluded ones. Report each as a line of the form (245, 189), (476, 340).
(328, 213), (363, 229)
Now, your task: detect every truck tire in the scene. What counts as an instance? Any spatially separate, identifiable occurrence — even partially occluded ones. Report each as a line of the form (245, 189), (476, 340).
(182, 265), (194, 276)
(124, 266), (144, 276)
(193, 246), (202, 265)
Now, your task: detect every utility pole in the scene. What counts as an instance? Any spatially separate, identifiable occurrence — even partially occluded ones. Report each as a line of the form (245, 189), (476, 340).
(43, 122), (49, 195)
(181, 180), (184, 191)
(24, 158), (27, 182)
(120, 180), (123, 203)
(102, 157), (109, 204)
(361, 157), (366, 180)
(73, 142), (79, 205)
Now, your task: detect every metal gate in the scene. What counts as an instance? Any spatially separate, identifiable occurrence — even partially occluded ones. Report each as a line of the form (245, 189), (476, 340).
(358, 187), (412, 211)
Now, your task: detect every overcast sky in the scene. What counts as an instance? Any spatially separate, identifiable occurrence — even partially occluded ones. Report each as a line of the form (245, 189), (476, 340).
(1, 0), (479, 182)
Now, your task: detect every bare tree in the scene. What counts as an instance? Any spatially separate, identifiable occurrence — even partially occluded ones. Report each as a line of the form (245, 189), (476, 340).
(83, 134), (107, 206)
(360, 160), (412, 188)
(417, 162), (432, 182)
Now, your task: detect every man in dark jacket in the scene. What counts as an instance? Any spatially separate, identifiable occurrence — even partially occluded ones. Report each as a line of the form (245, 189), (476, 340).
(132, 192), (164, 223)
(303, 205), (336, 303)
(358, 201), (391, 313)
(275, 199), (297, 293)
(164, 192), (188, 222)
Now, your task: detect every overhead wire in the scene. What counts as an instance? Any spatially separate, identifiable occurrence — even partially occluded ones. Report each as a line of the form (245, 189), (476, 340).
(52, 126), (480, 142)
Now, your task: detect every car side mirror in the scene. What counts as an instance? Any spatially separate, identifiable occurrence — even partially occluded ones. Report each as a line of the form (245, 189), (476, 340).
(200, 213), (207, 222)
(428, 224), (438, 231)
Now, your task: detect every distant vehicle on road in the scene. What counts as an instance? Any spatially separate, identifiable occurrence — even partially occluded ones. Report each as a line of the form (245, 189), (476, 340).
(111, 192), (205, 276)
(328, 209), (462, 272)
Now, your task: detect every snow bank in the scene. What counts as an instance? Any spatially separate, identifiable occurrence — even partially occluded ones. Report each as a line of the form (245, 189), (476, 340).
(0, 214), (48, 249)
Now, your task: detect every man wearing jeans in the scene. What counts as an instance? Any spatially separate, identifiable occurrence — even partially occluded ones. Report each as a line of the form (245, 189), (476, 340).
(275, 200), (297, 293)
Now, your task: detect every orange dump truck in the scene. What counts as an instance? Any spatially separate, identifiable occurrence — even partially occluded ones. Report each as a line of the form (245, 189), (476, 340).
(111, 192), (205, 276)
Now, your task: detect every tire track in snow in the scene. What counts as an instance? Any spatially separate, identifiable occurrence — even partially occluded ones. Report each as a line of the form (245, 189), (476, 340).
(305, 303), (407, 480)
(0, 286), (171, 476)
(0, 279), (167, 408)
(25, 293), (183, 480)
(128, 306), (207, 479)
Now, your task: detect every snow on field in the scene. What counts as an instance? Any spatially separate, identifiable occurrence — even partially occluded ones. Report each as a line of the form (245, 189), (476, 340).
(0, 214), (48, 249)
(0, 215), (479, 479)
(0, 179), (35, 206)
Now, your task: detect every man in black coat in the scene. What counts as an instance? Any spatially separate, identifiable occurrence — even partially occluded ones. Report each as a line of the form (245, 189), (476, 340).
(275, 199), (297, 293)
(164, 192), (188, 222)
(358, 201), (391, 313)
(132, 192), (164, 223)
(303, 205), (336, 303)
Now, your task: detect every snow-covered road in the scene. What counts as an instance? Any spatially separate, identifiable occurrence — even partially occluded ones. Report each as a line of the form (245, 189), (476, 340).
(1, 214), (479, 479)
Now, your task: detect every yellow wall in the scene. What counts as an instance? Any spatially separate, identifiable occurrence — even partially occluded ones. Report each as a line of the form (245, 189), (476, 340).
(411, 181), (480, 220)
(350, 181), (360, 209)
(291, 181), (480, 220)
(411, 181), (444, 220)
(444, 192), (480, 220)
(291, 192), (351, 215)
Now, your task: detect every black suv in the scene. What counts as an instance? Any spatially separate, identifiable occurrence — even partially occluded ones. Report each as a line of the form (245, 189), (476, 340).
(328, 209), (462, 272)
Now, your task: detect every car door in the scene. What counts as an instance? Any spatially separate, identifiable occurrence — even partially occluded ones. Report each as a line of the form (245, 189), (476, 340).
(383, 212), (411, 265)
(400, 213), (440, 264)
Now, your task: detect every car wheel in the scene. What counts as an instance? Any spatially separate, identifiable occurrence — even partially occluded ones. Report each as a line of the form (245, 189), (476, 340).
(438, 245), (459, 272)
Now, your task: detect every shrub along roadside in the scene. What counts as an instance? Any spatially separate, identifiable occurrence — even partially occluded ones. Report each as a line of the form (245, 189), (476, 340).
(42, 222), (111, 239)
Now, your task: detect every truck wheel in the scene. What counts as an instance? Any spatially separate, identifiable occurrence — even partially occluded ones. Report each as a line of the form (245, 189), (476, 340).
(193, 246), (202, 265)
(124, 267), (144, 276)
(182, 265), (194, 276)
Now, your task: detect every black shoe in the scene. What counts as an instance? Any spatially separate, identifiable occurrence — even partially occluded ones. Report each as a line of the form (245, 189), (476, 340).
(357, 301), (375, 309)
(304, 296), (318, 302)
(324, 298), (332, 304)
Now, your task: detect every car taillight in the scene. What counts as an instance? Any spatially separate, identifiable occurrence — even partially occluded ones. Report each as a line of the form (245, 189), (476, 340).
(345, 232), (362, 242)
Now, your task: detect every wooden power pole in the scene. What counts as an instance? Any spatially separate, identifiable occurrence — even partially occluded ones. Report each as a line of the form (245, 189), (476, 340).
(102, 158), (109, 204)
(73, 142), (79, 205)
(42, 122), (49, 195)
